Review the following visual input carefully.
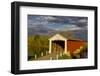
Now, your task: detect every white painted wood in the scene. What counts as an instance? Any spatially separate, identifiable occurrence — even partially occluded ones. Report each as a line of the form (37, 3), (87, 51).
(49, 34), (66, 41)
(65, 40), (67, 54)
(49, 40), (52, 54)
(49, 34), (67, 54)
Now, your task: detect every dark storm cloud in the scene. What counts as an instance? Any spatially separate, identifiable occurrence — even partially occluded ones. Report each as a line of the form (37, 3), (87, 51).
(28, 15), (88, 31)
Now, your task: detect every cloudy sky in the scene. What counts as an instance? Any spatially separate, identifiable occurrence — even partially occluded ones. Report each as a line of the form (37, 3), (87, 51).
(28, 15), (88, 31)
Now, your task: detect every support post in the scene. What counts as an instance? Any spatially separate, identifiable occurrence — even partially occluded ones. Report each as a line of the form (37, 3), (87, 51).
(49, 40), (52, 54)
(64, 40), (67, 54)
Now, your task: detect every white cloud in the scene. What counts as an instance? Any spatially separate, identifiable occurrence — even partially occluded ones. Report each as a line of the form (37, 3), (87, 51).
(43, 16), (57, 20)
(78, 19), (87, 23)
(59, 24), (83, 31)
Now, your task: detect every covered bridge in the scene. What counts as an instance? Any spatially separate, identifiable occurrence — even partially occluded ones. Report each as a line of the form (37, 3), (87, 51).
(49, 34), (87, 55)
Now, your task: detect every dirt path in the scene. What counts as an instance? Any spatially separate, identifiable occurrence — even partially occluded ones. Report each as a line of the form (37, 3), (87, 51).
(37, 51), (61, 60)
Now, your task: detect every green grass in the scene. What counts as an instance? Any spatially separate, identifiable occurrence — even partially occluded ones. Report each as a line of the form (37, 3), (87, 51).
(58, 54), (72, 59)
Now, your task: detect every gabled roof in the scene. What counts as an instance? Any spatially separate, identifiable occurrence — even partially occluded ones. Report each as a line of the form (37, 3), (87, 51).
(49, 33), (86, 42)
(49, 34), (67, 41)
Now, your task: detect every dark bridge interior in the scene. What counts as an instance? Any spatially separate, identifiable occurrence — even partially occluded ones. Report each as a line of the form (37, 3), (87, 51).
(52, 40), (65, 53)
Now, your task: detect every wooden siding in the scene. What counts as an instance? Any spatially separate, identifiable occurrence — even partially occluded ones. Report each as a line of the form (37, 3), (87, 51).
(67, 40), (87, 54)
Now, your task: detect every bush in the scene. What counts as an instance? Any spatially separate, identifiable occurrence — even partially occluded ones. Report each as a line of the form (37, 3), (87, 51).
(72, 44), (88, 59)
(28, 35), (49, 60)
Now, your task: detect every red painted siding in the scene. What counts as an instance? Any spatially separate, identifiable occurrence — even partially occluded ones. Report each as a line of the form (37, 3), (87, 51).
(67, 40), (87, 54)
